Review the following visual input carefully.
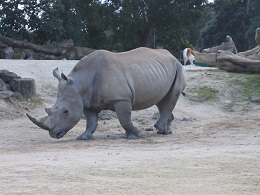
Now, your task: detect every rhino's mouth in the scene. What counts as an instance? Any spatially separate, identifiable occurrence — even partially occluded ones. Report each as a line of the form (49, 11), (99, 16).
(49, 129), (66, 139)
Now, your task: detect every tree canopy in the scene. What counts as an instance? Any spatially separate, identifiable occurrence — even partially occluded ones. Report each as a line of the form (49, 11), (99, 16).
(0, 0), (207, 54)
(0, 0), (259, 54)
(196, 0), (260, 52)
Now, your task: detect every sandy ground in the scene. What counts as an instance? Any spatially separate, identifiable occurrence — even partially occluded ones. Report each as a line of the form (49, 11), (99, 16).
(0, 59), (259, 195)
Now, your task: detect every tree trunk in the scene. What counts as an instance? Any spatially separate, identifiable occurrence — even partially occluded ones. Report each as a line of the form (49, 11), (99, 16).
(237, 46), (260, 59)
(196, 31), (260, 73)
(0, 35), (74, 56)
(195, 50), (260, 73)
(65, 47), (95, 60)
(141, 20), (155, 47)
(202, 35), (238, 54)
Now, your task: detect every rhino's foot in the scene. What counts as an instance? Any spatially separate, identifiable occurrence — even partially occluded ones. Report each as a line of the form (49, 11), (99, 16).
(77, 133), (94, 140)
(156, 128), (172, 135)
(125, 129), (140, 139)
(154, 114), (174, 135)
(154, 123), (173, 135)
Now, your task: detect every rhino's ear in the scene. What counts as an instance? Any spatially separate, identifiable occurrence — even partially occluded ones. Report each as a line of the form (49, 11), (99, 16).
(53, 68), (62, 81)
(45, 108), (52, 115)
(61, 73), (68, 81)
(53, 68), (68, 81)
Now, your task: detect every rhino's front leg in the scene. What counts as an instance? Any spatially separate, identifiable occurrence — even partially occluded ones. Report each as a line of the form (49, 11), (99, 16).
(77, 109), (98, 140)
(113, 101), (140, 139)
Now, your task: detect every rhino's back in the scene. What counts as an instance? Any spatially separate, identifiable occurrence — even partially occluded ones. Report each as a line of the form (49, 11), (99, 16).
(73, 48), (181, 110)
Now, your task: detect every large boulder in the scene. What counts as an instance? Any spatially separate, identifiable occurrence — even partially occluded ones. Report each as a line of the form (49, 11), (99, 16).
(2, 46), (14, 59)
(0, 70), (21, 84)
(0, 70), (36, 98)
(0, 78), (10, 91)
(10, 78), (36, 98)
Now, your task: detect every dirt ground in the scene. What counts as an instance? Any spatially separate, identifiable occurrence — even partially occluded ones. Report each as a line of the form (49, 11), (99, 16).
(0, 60), (259, 195)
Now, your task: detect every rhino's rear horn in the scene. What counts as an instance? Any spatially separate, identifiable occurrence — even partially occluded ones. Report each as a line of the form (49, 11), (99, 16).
(26, 113), (50, 131)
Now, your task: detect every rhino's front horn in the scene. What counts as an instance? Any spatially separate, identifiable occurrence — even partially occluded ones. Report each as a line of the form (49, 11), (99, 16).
(26, 113), (50, 131)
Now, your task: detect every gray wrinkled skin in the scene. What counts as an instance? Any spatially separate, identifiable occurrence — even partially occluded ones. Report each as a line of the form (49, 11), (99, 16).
(27, 47), (186, 140)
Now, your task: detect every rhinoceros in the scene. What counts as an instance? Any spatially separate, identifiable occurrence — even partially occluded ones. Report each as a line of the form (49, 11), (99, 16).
(27, 47), (186, 140)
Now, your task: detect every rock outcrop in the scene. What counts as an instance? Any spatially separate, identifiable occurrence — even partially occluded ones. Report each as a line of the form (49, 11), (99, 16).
(0, 70), (36, 99)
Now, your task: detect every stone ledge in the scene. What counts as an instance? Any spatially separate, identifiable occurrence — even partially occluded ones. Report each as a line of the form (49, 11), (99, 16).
(10, 78), (36, 98)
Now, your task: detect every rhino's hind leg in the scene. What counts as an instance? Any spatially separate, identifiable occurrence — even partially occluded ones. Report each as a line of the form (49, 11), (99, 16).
(77, 110), (98, 140)
(154, 112), (174, 135)
(154, 88), (181, 135)
(113, 101), (140, 139)
(155, 64), (185, 135)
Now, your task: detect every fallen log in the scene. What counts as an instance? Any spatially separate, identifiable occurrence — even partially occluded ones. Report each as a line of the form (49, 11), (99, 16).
(237, 46), (260, 60)
(196, 50), (260, 73)
(0, 35), (74, 56)
(195, 52), (218, 67)
(202, 35), (238, 54)
(65, 46), (96, 60)
(195, 28), (260, 73)
(216, 50), (260, 73)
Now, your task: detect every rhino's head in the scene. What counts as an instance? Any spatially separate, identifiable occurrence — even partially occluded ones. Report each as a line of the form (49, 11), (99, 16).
(27, 68), (83, 139)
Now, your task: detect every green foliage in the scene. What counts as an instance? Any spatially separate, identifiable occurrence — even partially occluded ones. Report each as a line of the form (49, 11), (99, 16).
(1, 0), (259, 54)
(0, 0), (42, 40)
(197, 0), (260, 51)
(104, 0), (207, 52)
(245, 0), (260, 49)
(27, 97), (43, 105)
(0, 0), (207, 53)
(241, 74), (260, 97)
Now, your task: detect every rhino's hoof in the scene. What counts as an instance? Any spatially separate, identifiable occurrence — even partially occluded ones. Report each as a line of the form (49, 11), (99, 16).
(77, 133), (94, 140)
(157, 129), (172, 135)
(126, 130), (140, 139)
(126, 134), (138, 139)
(154, 123), (172, 135)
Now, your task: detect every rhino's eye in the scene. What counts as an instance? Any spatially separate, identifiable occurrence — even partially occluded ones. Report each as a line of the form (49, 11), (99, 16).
(63, 110), (69, 115)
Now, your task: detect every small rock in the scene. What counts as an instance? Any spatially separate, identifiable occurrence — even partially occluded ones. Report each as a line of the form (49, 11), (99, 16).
(0, 90), (14, 99)
(13, 91), (23, 100)
(251, 93), (260, 102)
(0, 78), (10, 91)
(0, 70), (21, 84)
(2, 47), (14, 59)
(145, 127), (154, 131)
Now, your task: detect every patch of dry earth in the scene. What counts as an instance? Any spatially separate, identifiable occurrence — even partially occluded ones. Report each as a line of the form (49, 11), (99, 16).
(0, 60), (259, 195)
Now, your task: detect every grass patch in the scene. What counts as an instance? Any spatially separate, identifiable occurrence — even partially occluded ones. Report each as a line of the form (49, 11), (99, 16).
(223, 102), (236, 111)
(190, 86), (218, 101)
(241, 74), (260, 97)
(27, 97), (43, 105)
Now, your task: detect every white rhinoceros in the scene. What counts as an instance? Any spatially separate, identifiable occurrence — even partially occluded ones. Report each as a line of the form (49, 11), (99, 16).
(27, 47), (186, 140)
